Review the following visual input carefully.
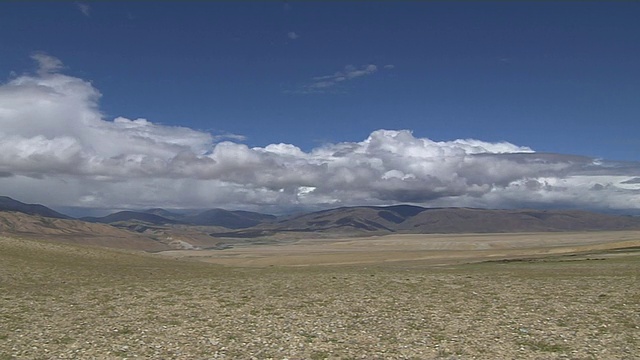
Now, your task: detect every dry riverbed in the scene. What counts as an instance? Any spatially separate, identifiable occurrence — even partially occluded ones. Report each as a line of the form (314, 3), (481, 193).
(1, 234), (639, 359)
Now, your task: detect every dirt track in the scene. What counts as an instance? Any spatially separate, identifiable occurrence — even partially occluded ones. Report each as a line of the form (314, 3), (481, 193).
(159, 231), (640, 267)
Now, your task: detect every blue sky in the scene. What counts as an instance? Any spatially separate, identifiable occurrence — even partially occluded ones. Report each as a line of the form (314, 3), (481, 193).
(3, 1), (639, 158)
(0, 2), (639, 214)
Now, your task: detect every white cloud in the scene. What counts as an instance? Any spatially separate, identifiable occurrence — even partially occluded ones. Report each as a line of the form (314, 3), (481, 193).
(287, 31), (300, 40)
(297, 63), (396, 93)
(31, 53), (64, 75)
(75, 2), (90, 17)
(300, 64), (382, 93)
(1, 55), (639, 213)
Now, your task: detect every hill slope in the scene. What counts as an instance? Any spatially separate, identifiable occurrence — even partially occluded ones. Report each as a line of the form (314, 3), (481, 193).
(0, 196), (70, 219)
(183, 209), (276, 228)
(85, 208), (277, 228)
(212, 206), (640, 237)
(403, 208), (640, 233)
(82, 211), (182, 225)
(0, 211), (170, 251)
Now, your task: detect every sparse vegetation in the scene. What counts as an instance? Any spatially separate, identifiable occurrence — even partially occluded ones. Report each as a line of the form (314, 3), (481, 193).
(1, 235), (639, 359)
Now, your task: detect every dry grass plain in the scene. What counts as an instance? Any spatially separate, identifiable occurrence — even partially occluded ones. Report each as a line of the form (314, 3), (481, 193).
(1, 231), (639, 359)
(161, 231), (640, 267)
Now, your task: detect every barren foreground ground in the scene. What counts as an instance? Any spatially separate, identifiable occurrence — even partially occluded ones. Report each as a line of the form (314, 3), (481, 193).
(1, 232), (639, 359)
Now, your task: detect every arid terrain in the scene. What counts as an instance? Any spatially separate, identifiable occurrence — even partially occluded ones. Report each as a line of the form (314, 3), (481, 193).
(1, 231), (639, 359)
(160, 231), (640, 267)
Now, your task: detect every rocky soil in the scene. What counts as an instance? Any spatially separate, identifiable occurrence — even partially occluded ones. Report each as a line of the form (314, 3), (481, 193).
(1, 236), (639, 359)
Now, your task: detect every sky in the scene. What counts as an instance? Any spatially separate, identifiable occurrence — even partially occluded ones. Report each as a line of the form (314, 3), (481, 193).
(0, 2), (639, 215)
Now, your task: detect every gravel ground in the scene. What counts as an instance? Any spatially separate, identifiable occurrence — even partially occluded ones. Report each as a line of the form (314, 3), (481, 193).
(1, 236), (639, 359)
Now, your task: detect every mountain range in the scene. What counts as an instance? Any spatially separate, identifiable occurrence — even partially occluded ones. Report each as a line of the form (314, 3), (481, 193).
(211, 205), (640, 237)
(81, 208), (276, 229)
(2, 196), (640, 246)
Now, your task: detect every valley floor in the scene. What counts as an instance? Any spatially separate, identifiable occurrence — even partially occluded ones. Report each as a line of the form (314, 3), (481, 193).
(1, 234), (639, 359)
(160, 231), (640, 267)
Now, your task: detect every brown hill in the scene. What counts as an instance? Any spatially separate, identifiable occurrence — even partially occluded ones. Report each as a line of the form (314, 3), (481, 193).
(0, 211), (171, 251)
(401, 208), (640, 233)
(276, 205), (425, 233)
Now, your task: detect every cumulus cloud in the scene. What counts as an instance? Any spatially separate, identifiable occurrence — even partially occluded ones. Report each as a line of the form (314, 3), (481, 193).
(1, 55), (639, 213)
(287, 31), (300, 40)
